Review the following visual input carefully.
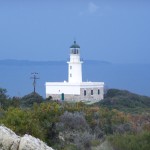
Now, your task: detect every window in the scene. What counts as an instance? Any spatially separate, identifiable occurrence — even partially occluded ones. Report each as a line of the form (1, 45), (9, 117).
(98, 89), (100, 95)
(91, 90), (93, 95)
(70, 66), (72, 69)
(84, 90), (86, 96)
(70, 74), (72, 77)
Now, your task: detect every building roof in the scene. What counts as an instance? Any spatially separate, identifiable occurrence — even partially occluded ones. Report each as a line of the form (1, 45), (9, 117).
(70, 41), (80, 48)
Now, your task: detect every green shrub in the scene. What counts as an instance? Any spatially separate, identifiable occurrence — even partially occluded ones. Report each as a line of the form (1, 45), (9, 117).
(91, 139), (101, 147)
(108, 131), (150, 150)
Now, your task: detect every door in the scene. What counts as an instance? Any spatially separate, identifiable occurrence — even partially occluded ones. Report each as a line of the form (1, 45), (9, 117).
(61, 93), (64, 101)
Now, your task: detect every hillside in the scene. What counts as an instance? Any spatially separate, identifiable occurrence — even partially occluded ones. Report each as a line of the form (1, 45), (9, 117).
(98, 89), (150, 113)
(0, 88), (150, 150)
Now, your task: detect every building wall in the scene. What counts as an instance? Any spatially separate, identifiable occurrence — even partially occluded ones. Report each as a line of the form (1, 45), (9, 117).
(45, 82), (81, 95)
(80, 87), (104, 101)
(46, 87), (104, 102)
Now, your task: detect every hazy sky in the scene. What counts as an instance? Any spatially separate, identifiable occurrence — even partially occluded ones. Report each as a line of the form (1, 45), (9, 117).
(0, 0), (150, 63)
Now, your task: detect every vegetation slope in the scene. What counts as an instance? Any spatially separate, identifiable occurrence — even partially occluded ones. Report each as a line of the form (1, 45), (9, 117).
(0, 88), (150, 150)
(99, 89), (150, 113)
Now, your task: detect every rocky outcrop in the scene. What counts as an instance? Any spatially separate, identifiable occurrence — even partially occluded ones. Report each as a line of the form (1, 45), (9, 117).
(0, 126), (20, 150)
(0, 125), (54, 150)
(18, 134), (53, 150)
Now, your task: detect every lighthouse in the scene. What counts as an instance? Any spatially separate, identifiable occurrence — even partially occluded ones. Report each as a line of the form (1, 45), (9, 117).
(67, 41), (83, 83)
(45, 41), (104, 102)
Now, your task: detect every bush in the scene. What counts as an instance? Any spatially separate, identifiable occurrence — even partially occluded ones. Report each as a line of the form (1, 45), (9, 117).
(0, 107), (46, 140)
(113, 123), (132, 134)
(57, 111), (94, 150)
(21, 92), (43, 107)
(91, 139), (101, 147)
(108, 131), (150, 150)
(74, 131), (94, 150)
(59, 111), (89, 131)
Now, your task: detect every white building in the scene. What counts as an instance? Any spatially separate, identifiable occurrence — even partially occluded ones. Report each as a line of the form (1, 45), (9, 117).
(45, 41), (104, 102)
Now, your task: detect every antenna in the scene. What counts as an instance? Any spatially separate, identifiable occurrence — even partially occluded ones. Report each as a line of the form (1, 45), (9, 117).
(73, 37), (76, 42)
(30, 72), (39, 94)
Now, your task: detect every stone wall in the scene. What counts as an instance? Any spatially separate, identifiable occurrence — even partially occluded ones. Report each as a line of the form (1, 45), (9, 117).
(47, 87), (104, 102)
(80, 87), (104, 101)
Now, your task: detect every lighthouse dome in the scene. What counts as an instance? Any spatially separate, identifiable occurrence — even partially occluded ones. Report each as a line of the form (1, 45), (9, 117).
(70, 41), (80, 48)
(70, 41), (80, 54)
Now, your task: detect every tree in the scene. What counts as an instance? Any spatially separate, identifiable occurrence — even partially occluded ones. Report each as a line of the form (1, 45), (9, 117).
(21, 92), (44, 107)
(0, 88), (10, 109)
(0, 88), (7, 99)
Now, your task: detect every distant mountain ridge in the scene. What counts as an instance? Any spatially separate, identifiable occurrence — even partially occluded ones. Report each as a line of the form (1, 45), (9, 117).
(0, 59), (111, 66)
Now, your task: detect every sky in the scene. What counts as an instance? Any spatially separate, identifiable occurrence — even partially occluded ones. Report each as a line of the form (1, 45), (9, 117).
(0, 0), (150, 63)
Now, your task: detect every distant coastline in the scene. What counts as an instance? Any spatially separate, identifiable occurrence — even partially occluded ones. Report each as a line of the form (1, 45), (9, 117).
(0, 59), (111, 66)
(0, 59), (150, 97)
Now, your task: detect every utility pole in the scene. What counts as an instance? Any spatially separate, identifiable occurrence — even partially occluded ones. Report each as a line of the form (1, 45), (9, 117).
(30, 72), (39, 94)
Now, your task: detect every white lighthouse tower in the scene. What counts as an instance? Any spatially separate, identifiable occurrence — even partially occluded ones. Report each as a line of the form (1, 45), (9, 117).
(45, 41), (104, 102)
(67, 41), (83, 83)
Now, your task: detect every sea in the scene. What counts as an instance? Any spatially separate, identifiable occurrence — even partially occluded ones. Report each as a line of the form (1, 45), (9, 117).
(0, 60), (150, 98)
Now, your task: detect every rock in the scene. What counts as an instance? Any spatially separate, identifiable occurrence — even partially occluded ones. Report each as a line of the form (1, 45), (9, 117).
(0, 126), (20, 150)
(19, 134), (53, 150)
(0, 125), (54, 150)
